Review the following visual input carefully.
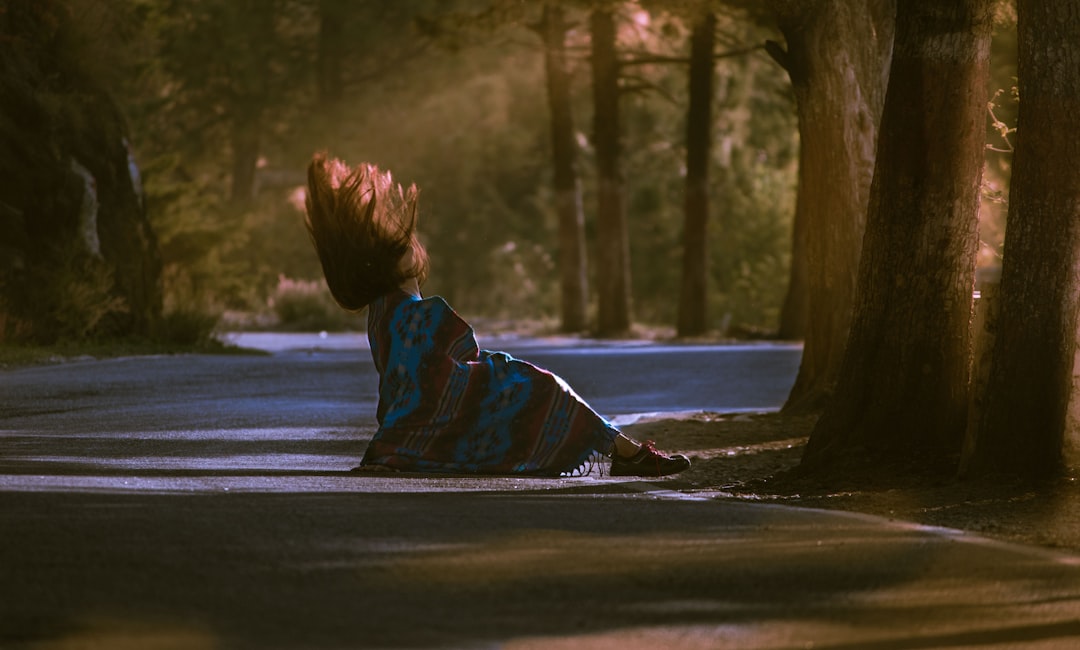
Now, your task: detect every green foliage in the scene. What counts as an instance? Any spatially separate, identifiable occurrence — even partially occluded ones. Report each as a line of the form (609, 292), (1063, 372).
(152, 308), (219, 346)
(54, 257), (130, 341)
(710, 164), (795, 332)
(0, 327), (262, 370)
(144, 0), (313, 165)
(482, 240), (559, 320)
(115, 0), (799, 334)
(269, 276), (360, 332)
(612, 6), (796, 331)
(1, 243), (129, 344)
(140, 154), (237, 313)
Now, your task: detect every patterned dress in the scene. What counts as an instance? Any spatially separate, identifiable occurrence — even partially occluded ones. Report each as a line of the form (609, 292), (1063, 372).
(360, 289), (619, 475)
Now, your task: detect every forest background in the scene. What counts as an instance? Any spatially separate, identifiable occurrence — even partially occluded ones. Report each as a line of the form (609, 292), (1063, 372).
(0, 0), (1016, 345)
(10, 0), (1080, 549)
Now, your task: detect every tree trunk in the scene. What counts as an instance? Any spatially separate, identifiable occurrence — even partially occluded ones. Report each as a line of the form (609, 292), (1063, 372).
(317, 0), (347, 106)
(772, 0), (894, 412)
(964, 2), (1080, 478)
(228, 0), (273, 208)
(229, 118), (261, 207)
(803, 0), (993, 466)
(776, 211), (808, 340)
(541, 5), (589, 333)
(677, 12), (716, 338)
(0, 3), (162, 342)
(590, 9), (632, 336)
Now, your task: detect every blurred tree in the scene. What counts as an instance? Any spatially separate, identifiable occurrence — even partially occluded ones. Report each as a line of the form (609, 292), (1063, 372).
(310, 0), (433, 143)
(130, 0), (317, 315)
(616, 3), (796, 333)
(0, 0), (162, 343)
(766, 0), (894, 412)
(135, 0), (441, 317)
(590, 6), (633, 336)
(537, 4), (589, 332)
(228, 0), (275, 208)
(316, 0), (346, 106)
(964, 1), (1080, 478)
(423, 1), (794, 334)
(633, 4), (768, 338)
(153, 0), (311, 208)
(675, 8), (715, 337)
(803, 0), (993, 468)
(123, 0), (797, 333)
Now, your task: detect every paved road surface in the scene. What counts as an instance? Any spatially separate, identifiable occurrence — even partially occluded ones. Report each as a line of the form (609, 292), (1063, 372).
(221, 331), (806, 417)
(2, 339), (1079, 649)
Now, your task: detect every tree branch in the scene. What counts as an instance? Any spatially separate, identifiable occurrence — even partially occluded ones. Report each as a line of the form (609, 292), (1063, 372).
(619, 76), (679, 105)
(764, 39), (790, 72)
(620, 44), (763, 67)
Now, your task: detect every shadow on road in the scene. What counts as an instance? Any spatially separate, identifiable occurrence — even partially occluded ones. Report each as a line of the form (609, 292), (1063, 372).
(4, 350), (1080, 648)
(3, 485), (1080, 649)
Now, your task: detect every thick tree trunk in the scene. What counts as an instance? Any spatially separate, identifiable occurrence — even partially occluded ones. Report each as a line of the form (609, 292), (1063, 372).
(772, 0), (894, 412)
(803, 0), (992, 466)
(0, 3), (161, 343)
(677, 12), (716, 338)
(964, 2), (1080, 478)
(590, 9), (632, 336)
(541, 5), (589, 333)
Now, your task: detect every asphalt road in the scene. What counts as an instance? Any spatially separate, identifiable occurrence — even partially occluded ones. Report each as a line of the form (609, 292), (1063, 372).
(2, 337), (1080, 649)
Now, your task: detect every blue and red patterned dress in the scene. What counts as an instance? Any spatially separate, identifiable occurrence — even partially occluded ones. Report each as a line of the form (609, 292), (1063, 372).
(359, 289), (619, 475)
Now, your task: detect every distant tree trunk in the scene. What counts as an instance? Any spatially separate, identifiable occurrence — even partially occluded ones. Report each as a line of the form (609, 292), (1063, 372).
(770, 0), (894, 412)
(590, 9), (632, 336)
(317, 0), (347, 106)
(229, 118), (261, 206)
(540, 4), (589, 333)
(677, 11), (716, 338)
(228, 0), (273, 207)
(803, 0), (993, 467)
(963, 1), (1080, 478)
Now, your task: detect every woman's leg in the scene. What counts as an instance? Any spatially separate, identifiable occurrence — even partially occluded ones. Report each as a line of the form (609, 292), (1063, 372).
(612, 434), (642, 458)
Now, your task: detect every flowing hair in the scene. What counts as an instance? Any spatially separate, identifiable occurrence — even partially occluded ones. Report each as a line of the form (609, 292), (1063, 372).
(304, 153), (429, 311)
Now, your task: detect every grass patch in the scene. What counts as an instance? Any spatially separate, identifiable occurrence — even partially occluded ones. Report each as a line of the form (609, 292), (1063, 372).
(0, 337), (267, 370)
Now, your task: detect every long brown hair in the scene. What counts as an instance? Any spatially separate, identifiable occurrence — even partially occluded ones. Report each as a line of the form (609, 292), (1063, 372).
(304, 153), (429, 311)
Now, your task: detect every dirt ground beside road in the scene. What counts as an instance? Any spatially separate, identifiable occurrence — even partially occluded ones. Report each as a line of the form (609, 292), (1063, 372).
(624, 412), (1080, 554)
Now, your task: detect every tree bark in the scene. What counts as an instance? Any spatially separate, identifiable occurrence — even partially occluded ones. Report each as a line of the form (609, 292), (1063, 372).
(677, 12), (716, 338)
(317, 0), (347, 106)
(541, 5), (589, 333)
(590, 9), (632, 336)
(776, 211), (808, 340)
(772, 0), (895, 412)
(803, 0), (993, 466)
(964, 2), (1080, 478)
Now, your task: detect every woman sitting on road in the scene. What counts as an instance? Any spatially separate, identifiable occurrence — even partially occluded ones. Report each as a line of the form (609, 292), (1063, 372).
(303, 153), (690, 477)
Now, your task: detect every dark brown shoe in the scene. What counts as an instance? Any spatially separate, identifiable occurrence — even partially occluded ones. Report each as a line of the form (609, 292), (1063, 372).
(610, 440), (690, 477)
